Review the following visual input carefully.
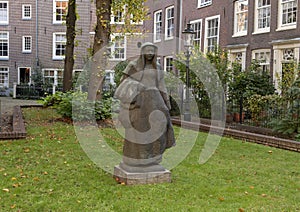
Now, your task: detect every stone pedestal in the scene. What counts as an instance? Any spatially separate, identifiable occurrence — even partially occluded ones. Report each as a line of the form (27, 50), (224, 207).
(113, 165), (171, 185)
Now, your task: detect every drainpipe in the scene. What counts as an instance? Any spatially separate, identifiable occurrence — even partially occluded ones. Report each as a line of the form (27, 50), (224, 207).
(177, 0), (184, 111)
(35, 0), (39, 68)
(177, 0), (183, 53)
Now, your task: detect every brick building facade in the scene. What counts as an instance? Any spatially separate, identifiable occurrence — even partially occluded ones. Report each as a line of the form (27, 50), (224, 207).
(145, 0), (300, 92)
(1, 0), (299, 93)
(0, 0), (93, 91)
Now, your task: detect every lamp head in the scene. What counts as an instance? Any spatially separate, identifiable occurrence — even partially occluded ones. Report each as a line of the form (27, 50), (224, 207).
(182, 23), (195, 47)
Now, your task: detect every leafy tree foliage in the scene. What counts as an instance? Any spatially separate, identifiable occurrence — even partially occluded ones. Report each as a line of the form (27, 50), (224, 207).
(87, 0), (147, 100)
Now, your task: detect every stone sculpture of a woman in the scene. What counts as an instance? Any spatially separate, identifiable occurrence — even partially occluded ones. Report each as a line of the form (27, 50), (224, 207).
(114, 42), (175, 178)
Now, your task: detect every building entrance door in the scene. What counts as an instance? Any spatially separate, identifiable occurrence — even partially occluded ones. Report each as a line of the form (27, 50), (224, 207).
(18, 67), (31, 84)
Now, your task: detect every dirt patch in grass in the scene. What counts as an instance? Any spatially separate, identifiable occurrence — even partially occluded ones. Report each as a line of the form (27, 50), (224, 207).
(0, 113), (13, 132)
(55, 116), (116, 128)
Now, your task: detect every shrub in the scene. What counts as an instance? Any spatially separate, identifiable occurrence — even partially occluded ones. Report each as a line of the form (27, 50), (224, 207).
(271, 78), (300, 140)
(39, 91), (64, 107)
(41, 91), (113, 121)
(247, 94), (282, 126)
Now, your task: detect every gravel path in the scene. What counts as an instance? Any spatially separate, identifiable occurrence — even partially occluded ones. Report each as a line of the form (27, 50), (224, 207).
(0, 97), (42, 115)
(0, 97), (42, 132)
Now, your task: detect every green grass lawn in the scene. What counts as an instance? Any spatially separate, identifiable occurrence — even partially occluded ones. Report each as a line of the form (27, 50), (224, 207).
(1, 108), (300, 211)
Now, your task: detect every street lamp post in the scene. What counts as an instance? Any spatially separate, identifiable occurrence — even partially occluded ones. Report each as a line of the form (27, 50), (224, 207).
(182, 23), (195, 122)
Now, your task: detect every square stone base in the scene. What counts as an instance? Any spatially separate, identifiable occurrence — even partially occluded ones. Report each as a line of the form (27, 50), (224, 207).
(113, 165), (171, 185)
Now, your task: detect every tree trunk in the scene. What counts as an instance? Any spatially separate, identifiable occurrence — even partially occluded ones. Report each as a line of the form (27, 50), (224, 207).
(87, 0), (112, 100)
(63, 0), (77, 92)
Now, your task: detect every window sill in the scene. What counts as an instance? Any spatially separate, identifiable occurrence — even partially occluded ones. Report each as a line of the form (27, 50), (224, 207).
(197, 3), (212, 9)
(0, 57), (9, 61)
(52, 21), (65, 25)
(130, 22), (143, 25)
(109, 58), (126, 61)
(52, 57), (64, 61)
(252, 30), (270, 35)
(110, 22), (125, 25)
(164, 36), (174, 41)
(276, 24), (297, 32)
(232, 32), (247, 38)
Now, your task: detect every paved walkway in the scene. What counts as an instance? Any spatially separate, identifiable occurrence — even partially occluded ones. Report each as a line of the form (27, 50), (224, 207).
(0, 97), (42, 115)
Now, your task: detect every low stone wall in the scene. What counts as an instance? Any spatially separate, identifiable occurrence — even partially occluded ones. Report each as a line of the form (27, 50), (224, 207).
(0, 106), (26, 139)
(172, 119), (300, 153)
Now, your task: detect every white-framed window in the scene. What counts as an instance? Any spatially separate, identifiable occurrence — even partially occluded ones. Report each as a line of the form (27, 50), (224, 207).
(130, 14), (143, 25)
(0, 67), (8, 87)
(103, 70), (116, 89)
(198, 0), (212, 8)
(0, 32), (8, 60)
(109, 34), (126, 61)
(204, 15), (219, 53)
(254, 0), (270, 34)
(277, 0), (297, 31)
(191, 19), (202, 49)
(130, 3), (144, 25)
(154, 10), (162, 42)
(43, 69), (63, 86)
(0, 1), (8, 25)
(18, 67), (31, 85)
(53, 0), (68, 24)
(164, 56), (173, 72)
(273, 44), (300, 93)
(111, 7), (125, 24)
(165, 6), (175, 40)
(157, 57), (161, 68)
(53, 32), (66, 60)
(252, 49), (271, 72)
(228, 46), (247, 71)
(22, 36), (32, 53)
(22, 4), (32, 20)
(234, 0), (248, 37)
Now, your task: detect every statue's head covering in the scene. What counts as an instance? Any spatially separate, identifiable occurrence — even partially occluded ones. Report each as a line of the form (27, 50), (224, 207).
(140, 42), (158, 51)
(122, 42), (159, 81)
(137, 42), (158, 70)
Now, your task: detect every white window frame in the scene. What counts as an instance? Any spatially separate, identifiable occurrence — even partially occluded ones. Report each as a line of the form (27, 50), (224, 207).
(53, 32), (66, 60)
(22, 4), (32, 20)
(22, 36), (32, 53)
(164, 56), (173, 72)
(154, 10), (162, 43)
(109, 34), (126, 61)
(104, 70), (116, 86)
(0, 1), (8, 25)
(0, 66), (8, 87)
(130, 2), (144, 26)
(204, 15), (220, 53)
(277, 0), (298, 31)
(130, 14), (143, 25)
(111, 6), (125, 24)
(165, 6), (175, 40)
(190, 19), (202, 50)
(252, 49), (271, 72)
(228, 47), (247, 71)
(53, 0), (68, 24)
(0, 31), (8, 60)
(253, 0), (270, 34)
(273, 43), (300, 93)
(198, 0), (212, 8)
(233, 0), (248, 37)
(43, 68), (63, 86)
(157, 57), (161, 68)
